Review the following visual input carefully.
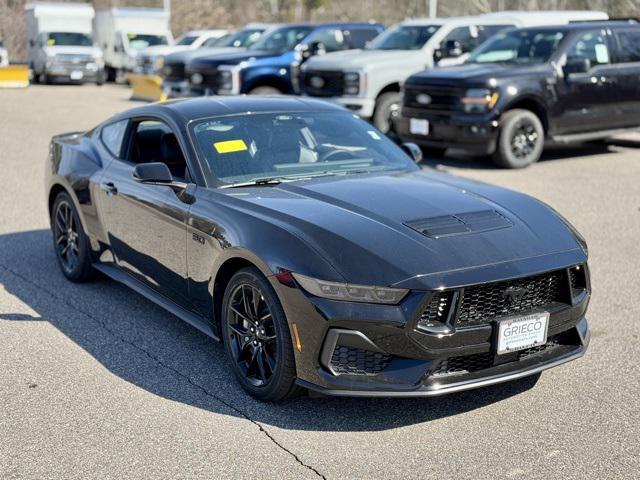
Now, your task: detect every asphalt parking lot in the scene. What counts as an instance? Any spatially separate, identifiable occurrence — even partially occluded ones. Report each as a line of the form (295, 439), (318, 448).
(1, 84), (639, 479)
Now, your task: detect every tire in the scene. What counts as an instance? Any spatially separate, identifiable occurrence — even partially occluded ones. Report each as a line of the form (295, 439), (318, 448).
(492, 109), (544, 169)
(373, 91), (401, 133)
(51, 192), (95, 282)
(248, 86), (282, 95)
(106, 67), (116, 83)
(222, 267), (302, 402)
(96, 69), (105, 86)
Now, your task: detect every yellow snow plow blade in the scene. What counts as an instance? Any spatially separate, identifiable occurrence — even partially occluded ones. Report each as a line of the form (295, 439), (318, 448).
(127, 74), (167, 102)
(0, 66), (30, 88)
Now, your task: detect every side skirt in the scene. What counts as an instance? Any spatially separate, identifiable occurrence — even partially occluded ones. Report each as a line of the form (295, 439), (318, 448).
(94, 263), (220, 341)
(550, 126), (640, 144)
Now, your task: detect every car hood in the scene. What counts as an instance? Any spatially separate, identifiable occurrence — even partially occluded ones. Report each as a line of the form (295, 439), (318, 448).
(304, 49), (423, 70)
(223, 170), (585, 288)
(188, 49), (279, 69)
(139, 45), (190, 59)
(407, 63), (549, 87)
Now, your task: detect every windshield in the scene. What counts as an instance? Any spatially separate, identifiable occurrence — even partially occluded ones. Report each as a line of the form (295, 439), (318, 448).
(46, 32), (93, 47)
(176, 35), (199, 46)
(467, 29), (565, 65)
(191, 111), (417, 185)
(248, 25), (313, 52)
(127, 34), (169, 50)
(368, 25), (440, 50)
(218, 28), (264, 48)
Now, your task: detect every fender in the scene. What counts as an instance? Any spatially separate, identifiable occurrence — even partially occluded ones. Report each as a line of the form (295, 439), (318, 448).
(242, 66), (293, 94)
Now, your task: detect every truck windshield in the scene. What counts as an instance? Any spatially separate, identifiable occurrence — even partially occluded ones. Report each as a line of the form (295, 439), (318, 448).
(218, 29), (264, 48)
(46, 32), (93, 47)
(368, 25), (440, 50)
(248, 26), (313, 53)
(190, 111), (417, 186)
(467, 29), (565, 65)
(176, 35), (199, 46)
(127, 34), (169, 50)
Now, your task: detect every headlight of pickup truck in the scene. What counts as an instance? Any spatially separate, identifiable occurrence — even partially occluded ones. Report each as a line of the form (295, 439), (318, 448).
(217, 64), (241, 94)
(218, 69), (233, 91)
(292, 273), (409, 304)
(343, 71), (364, 96)
(154, 55), (164, 72)
(461, 88), (499, 113)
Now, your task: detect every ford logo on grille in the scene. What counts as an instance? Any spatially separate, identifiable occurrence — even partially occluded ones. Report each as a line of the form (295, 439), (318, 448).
(416, 93), (432, 105)
(310, 76), (325, 88)
(190, 73), (204, 85)
(503, 286), (528, 304)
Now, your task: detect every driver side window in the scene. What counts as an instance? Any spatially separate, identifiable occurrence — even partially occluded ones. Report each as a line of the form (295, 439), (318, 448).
(440, 26), (477, 58)
(306, 28), (346, 52)
(567, 31), (610, 68)
(126, 120), (189, 181)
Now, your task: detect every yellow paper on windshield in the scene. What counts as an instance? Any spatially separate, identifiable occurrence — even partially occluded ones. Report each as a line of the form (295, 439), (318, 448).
(47, 39), (55, 46)
(214, 139), (248, 154)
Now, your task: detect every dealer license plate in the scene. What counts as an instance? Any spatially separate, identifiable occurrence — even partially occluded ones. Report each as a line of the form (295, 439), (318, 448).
(497, 312), (549, 355)
(70, 71), (83, 80)
(410, 118), (429, 135)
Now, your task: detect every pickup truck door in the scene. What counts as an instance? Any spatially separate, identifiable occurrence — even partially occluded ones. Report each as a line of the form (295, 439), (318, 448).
(610, 27), (640, 127)
(554, 29), (620, 134)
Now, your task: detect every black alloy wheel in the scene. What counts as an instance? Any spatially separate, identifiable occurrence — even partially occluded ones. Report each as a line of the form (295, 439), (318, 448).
(226, 283), (278, 387)
(51, 192), (94, 282)
(493, 108), (544, 169)
(510, 120), (539, 159)
(222, 267), (301, 401)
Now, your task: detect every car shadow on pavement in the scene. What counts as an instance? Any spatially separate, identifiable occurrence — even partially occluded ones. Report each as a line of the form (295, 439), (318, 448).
(420, 141), (620, 171)
(0, 229), (540, 432)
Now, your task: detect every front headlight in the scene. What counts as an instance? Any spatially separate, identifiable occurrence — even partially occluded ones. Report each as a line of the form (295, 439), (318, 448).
(292, 273), (409, 304)
(343, 71), (363, 96)
(154, 55), (165, 71)
(218, 69), (233, 91)
(461, 88), (499, 113)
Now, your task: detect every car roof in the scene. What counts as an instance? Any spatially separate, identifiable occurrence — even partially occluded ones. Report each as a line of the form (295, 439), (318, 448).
(514, 20), (637, 32)
(116, 96), (347, 123)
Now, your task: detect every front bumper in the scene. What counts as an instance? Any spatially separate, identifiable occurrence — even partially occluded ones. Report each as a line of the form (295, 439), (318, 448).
(395, 108), (500, 155)
(45, 64), (102, 83)
(302, 95), (377, 118)
(273, 263), (591, 398)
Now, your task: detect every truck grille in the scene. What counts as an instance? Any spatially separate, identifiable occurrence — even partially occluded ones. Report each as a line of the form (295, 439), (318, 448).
(188, 69), (221, 94)
(164, 62), (186, 81)
(54, 54), (94, 66)
(301, 70), (344, 97)
(419, 268), (572, 329)
(403, 85), (465, 113)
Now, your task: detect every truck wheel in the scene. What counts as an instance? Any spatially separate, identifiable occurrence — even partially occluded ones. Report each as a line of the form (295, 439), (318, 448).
(249, 86), (282, 95)
(373, 92), (401, 133)
(493, 109), (544, 169)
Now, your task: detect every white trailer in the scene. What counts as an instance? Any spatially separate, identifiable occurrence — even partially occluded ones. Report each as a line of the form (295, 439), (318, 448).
(25, 2), (105, 84)
(94, 7), (173, 81)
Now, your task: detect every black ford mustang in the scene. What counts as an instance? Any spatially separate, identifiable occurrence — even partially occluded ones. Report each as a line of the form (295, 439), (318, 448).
(46, 97), (590, 401)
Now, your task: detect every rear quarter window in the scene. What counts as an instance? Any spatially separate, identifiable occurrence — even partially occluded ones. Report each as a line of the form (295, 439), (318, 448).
(614, 29), (640, 63)
(100, 120), (128, 158)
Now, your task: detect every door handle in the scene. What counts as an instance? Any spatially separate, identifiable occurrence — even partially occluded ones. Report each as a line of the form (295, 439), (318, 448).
(100, 181), (118, 195)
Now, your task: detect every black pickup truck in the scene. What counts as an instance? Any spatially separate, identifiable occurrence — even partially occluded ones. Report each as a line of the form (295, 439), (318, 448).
(395, 21), (640, 168)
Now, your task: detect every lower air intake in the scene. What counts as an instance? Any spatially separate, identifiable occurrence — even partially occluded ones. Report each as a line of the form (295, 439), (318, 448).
(330, 346), (391, 376)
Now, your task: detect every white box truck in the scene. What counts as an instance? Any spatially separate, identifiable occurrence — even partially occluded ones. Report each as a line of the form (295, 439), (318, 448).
(25, 2), (105, 84)
(94, 7), (173, 81)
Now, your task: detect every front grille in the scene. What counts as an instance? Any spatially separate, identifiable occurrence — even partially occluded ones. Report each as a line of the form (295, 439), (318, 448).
(430, 334), (563, 378)
(164, 62), (186, 81)
(301, 70), (344, 97)
(403, 85), (465, 113)
(456, 269), (569, 327)
(189, 69), (221, 93)
(330, 345), (391, 375)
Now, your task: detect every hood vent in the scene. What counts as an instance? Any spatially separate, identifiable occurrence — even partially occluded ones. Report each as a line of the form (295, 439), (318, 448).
(405, 210), (513, 239)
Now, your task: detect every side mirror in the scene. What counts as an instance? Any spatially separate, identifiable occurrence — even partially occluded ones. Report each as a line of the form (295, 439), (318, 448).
(133, 162), (192, 198)
(401, 142), (423, 163)
(564, 57), (590, 76)
(444, 40), (463, 58)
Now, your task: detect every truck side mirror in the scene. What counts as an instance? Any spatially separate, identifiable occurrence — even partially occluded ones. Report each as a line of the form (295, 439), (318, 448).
(564, 57), (591, 76)
(401, 142), (423, 163)
(444, 40), (463, 58)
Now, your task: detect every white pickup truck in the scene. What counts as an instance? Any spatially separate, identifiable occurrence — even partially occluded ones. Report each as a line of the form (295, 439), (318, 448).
(300, 11), (608, 132)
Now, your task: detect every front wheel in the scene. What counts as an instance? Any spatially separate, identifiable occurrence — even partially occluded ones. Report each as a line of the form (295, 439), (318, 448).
(492, 109), (544, 168)
(222, 267), (301, 401)
(373, 91), (401, 133)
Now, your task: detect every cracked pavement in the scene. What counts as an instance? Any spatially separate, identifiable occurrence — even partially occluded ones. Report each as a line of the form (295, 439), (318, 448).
(1, 85), (639, 479)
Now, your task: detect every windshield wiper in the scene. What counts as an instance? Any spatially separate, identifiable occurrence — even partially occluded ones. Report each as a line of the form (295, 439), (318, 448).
(219, 172), (337, 189)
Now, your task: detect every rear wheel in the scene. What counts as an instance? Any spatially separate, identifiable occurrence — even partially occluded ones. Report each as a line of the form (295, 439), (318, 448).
(222, 267), (301, 401)
(493, 109), (544, 168)
(249, 86), (282, 95)
(373, 91), (401, 133)
(51, 192), (95, 282)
